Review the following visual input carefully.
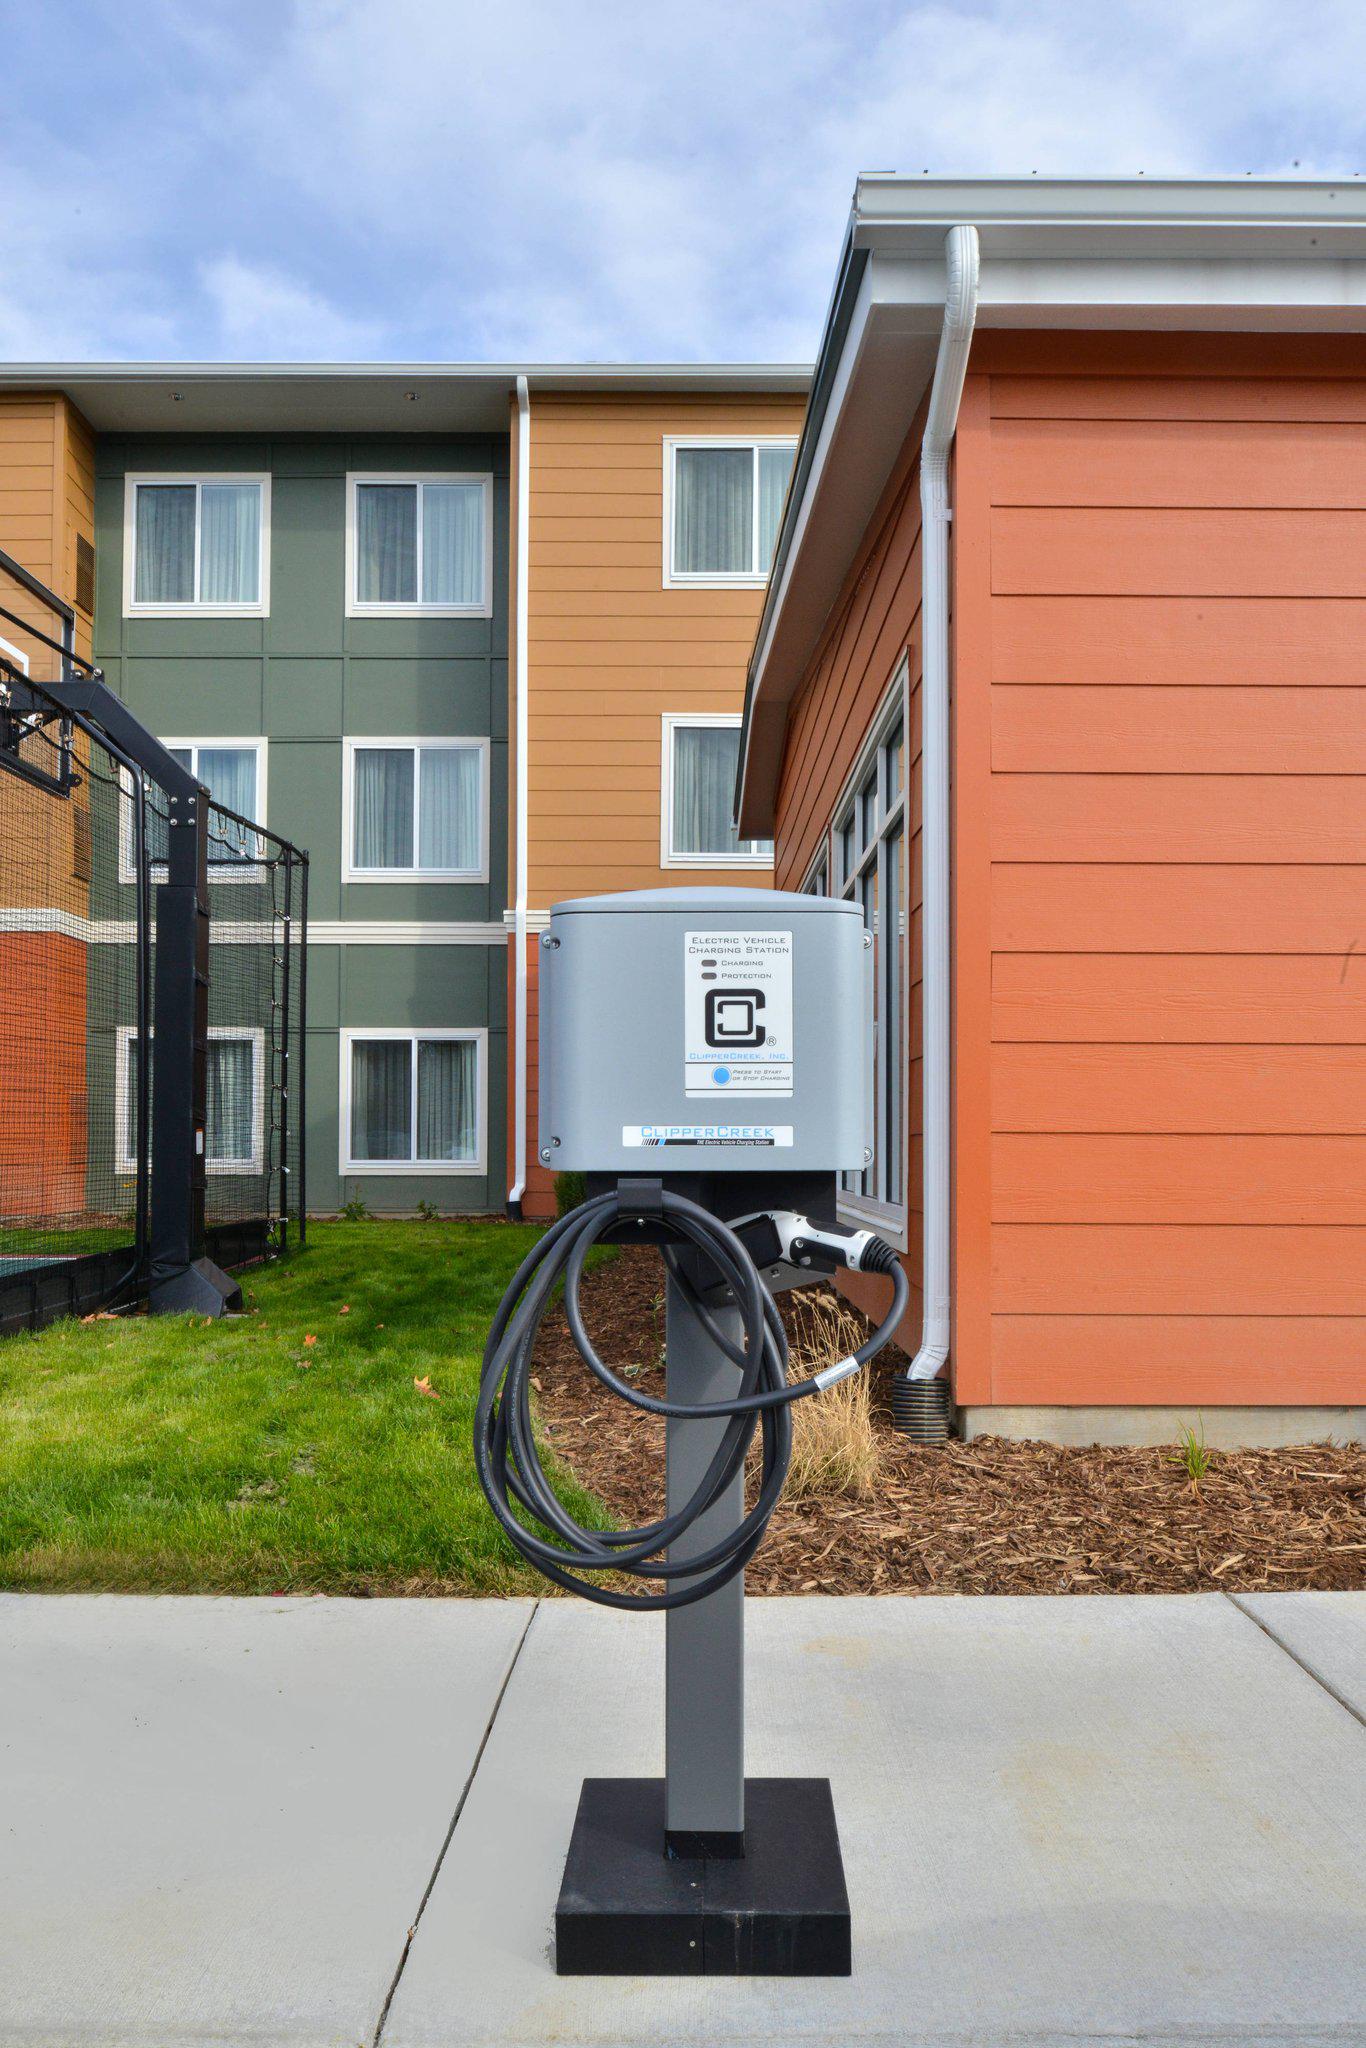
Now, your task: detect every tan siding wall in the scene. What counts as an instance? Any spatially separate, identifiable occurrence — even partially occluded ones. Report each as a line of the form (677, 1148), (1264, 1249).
(511, 391), (806, 1213)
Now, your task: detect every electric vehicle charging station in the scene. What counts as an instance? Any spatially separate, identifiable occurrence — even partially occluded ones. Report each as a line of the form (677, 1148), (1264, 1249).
(475, 886), (910, 1976)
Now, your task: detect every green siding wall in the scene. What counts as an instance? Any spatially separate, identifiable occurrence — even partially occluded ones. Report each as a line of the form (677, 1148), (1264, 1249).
(93, 432), (509, 1213)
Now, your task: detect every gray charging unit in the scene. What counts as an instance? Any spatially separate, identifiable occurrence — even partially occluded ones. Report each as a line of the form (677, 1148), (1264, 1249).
(539, 886), (871, 1975)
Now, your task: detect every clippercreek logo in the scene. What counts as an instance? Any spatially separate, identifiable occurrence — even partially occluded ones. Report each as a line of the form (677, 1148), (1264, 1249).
(621, 1124), (794, 1148)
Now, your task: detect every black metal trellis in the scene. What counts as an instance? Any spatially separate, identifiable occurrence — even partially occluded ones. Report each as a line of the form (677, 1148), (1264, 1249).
(0, 546), (308, 1334)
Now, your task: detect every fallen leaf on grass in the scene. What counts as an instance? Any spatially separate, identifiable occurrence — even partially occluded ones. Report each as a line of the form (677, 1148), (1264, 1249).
(339, 1305), (350, 1316)
(414, 1375), (441, 1399)
(303, 1333), (317, 1346)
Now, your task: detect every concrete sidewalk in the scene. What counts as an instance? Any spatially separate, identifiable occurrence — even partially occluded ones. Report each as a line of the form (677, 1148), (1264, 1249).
(1, 1592), (1362, 2048)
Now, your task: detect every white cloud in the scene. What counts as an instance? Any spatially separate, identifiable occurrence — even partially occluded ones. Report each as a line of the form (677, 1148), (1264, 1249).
(2, 0), (1366, 362)
(198, 256), (384, 359)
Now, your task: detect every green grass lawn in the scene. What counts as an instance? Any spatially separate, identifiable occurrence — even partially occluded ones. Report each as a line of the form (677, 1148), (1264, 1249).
(0, 1219), (604, 1596)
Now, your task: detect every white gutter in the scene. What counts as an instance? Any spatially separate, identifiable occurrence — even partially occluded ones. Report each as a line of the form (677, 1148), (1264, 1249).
(507, 374), (531, 1214)
(907, 224), (979, 1381)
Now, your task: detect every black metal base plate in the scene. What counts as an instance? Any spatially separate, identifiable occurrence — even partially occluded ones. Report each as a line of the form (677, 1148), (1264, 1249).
(555, 1777), (851, 1976)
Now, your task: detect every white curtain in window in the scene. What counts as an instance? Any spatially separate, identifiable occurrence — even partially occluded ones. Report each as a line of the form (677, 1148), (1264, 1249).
(673, 726), (743, 854)
(199, 746), (257, 862)
(353, 749), (414, 867)
(125, 1038), (146, 1162)
(135, 485), (196, 603)
(416, 1039), (476, 1161)
(207, 1040), (254, 1162)
(422, 483), (483, 605)
(357, 484), (417, 603)
(351, 1041), (412, 1159)
(673, 448), (752, 574)
(199, 485), (260, 604)
(418, 747), (480, 870)
(757, 447), (794, 570)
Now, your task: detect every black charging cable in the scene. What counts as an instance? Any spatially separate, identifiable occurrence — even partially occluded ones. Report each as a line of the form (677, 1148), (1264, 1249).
(474, 1184), (910, 1610)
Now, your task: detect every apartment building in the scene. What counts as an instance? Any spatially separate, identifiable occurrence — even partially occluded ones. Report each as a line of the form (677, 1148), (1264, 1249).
(0, 365), (807, 1217)
(737, 176), (1366, 1445)
(507, 380), (807, 1216)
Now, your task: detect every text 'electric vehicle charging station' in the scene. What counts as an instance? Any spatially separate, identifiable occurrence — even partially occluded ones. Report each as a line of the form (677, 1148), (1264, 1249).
(475, 887), (910, 1976)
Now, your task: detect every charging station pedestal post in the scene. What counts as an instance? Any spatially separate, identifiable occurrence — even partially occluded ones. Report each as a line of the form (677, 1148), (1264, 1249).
(538, 888), (870, 1976)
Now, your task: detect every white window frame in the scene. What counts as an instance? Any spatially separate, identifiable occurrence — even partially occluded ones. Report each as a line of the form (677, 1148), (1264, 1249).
(115, 1026), (266, 1176)
(341, 736), (490, 884)
(821, 666), (911, 1241)
(119, 737), (268, 886)
(344, 472), (493, 618)
(0, 635), (30, 675)
(660, 713), (774, 870)
(662, 436), (798, 589)
(338, 1027), (488, 1177)
(123, 474), (270, 618)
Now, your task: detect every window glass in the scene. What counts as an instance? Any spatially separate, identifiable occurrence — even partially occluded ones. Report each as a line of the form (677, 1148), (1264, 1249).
(350, 743), (482, 874)
(416, 1039), (477, 1160)
(353, 748), (415, 868)
(354, 478), (486, 608)
(134, 485), (195, 604)
(144, 744), (258, 867)
(199, 485), (261, 604)
(356, 484), (418, 604)
(349, 1037), (479, 1165)
(673, 447), (752, 575)
(422, 482), (484, 606)
(133, 481), (261, 606)
(670, 724), (772, 859)
(126, 1036), (255, 1167)
(418, 746), (480, 870)
(671, 443), (796, 578)
(350, 1040), (412, 1161)
(757, 445), (794, 568)
(835, 690), (909, 1212)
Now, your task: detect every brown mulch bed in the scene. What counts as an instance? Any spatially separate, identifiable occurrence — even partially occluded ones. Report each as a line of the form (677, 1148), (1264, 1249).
(532, 1246), (1366, 1597)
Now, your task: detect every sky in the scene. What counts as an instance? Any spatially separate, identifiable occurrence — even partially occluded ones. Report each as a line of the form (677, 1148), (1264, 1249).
(3, 0), (1366, 365)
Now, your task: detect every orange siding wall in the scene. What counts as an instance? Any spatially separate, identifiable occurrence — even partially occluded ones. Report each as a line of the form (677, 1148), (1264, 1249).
(0, 395), (96, 1220)
(773, 413), (926, 1336)
(769, 338), (1366, 1413)
(951, 338), (1366, 1408)
(511, 391), (806, 1216)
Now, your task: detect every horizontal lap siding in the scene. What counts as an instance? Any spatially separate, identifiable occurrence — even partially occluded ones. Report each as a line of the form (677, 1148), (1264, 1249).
(773, 414), (926, 1314)
(514, 392), (805, 1214)
(966, 345), (1366, 1408)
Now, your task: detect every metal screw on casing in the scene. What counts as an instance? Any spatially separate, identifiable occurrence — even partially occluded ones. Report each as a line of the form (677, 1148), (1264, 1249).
(864, 1147), (873, 1163)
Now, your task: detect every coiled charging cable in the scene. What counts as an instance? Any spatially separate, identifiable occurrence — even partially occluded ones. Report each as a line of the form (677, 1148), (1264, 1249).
(474, 1184), (910, 1610)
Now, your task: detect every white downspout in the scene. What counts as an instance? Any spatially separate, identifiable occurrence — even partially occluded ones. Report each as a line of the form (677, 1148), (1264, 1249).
(507, 374), (531, 1214)
(907, 224), (980, 1380)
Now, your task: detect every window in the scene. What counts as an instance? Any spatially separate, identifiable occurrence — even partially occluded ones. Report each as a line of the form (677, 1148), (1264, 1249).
(346, 473), (491, 615)
(340, 1030), (485, 1174)
(124, 739), (266, 878)
(116, 1028), (263, 1175)
(662, 715), (773, 867)
(831, 687), (907, 1218)
(343, 739), (488, 882)
(664, 439), (797, 585)
(125, 476), (268, 614)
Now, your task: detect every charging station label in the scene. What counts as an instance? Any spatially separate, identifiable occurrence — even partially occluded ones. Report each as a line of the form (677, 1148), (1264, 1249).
(623, 1124), (794, 1149)
(684, 929), (793, 1097)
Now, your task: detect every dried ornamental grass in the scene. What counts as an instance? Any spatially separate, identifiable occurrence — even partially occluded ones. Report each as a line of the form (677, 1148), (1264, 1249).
(784, 1292), (883, 1500)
